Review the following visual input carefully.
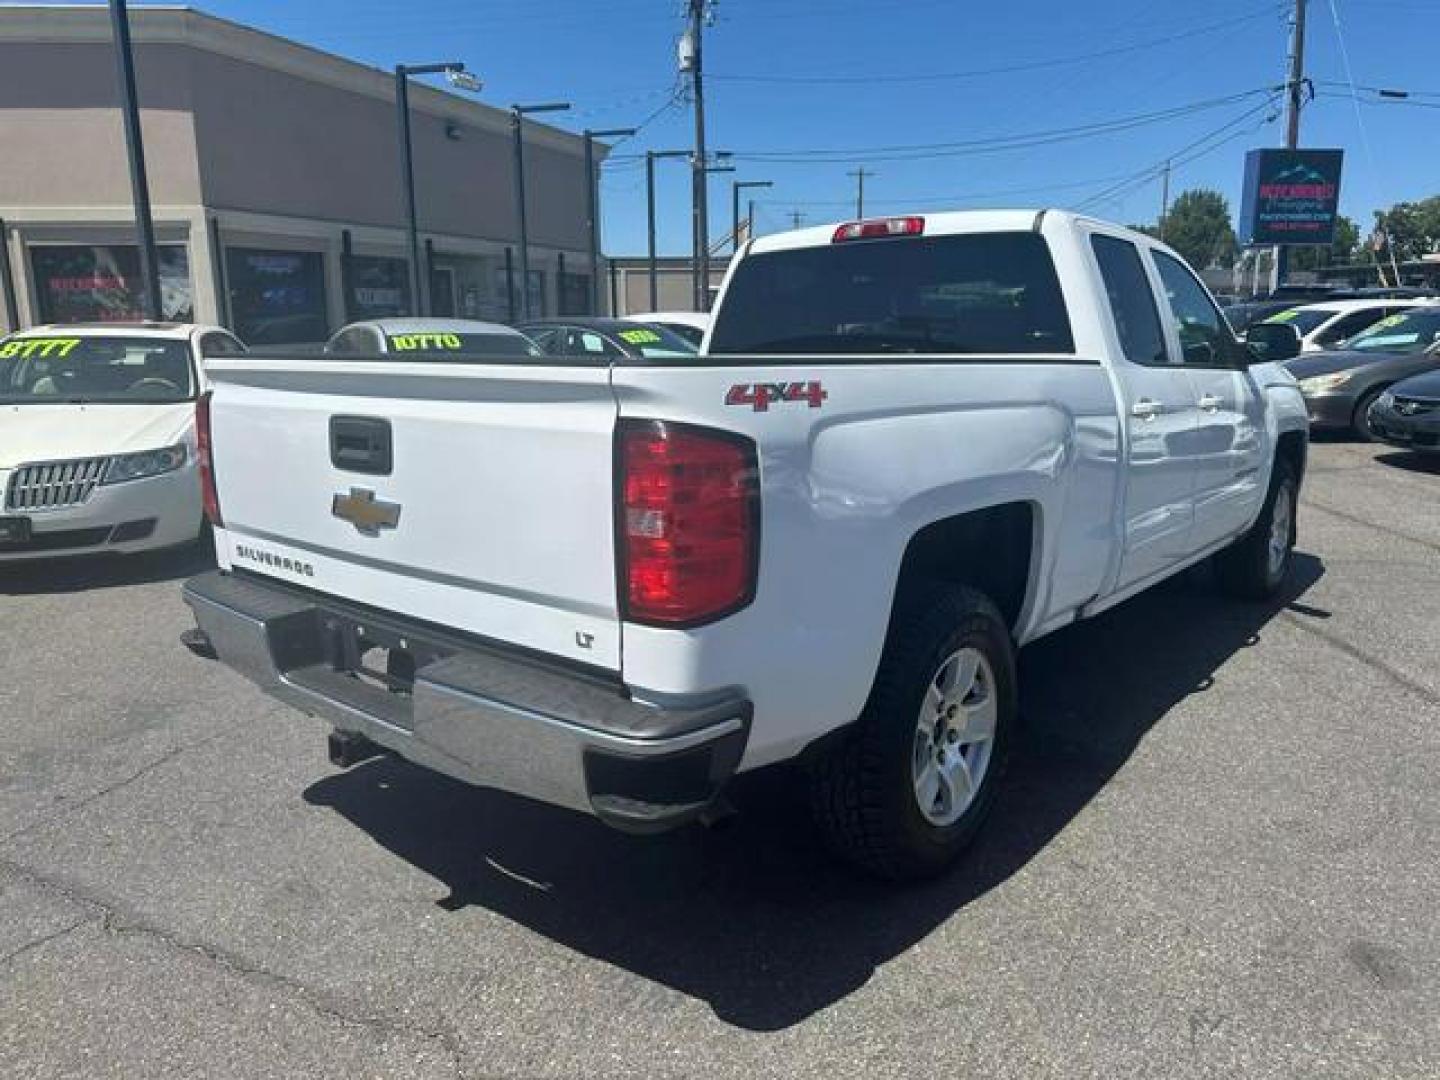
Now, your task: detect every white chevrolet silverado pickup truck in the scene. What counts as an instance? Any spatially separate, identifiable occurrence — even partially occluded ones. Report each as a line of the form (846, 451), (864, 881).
(183, 210), (1308, 879)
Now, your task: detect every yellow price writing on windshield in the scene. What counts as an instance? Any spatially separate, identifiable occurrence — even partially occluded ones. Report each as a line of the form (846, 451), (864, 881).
(389, 333), (463, 351)
(0, 337), (81, 359)
(619, 328), (661, 345)
(1266, 310), (1300, 323)
(1368, 314), (1407, 332)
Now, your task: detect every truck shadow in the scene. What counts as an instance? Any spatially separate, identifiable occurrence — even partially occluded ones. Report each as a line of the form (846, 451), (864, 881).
(303, 553), (1324, 1032)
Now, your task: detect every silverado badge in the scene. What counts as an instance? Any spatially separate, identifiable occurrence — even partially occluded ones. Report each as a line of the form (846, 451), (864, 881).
(332, 487), (401, 536)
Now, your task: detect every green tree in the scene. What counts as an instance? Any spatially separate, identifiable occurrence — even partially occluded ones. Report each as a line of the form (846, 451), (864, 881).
(1290, 214), (1361, 272)
(1373, 197), (1440, 262)
(1160, 189), (1237, 269)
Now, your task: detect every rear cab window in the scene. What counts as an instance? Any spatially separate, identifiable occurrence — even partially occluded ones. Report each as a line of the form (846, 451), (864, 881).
(708, 231), (1074, 356)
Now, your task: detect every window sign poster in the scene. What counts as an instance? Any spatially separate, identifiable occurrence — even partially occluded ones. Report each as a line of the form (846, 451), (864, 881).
(31, 244), (193, 323)
(225, 248), (328, 344)
(348, 255), (411, 320)
(1238, 149), (1344, 247)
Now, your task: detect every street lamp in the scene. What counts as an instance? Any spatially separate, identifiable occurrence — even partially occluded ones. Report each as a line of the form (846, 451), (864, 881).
(731, 180), (773, 253)
(108, 0), (161, 321)
(645, 150), (690, 312)
(395, 61), (476, 316)
(584, 127), (636, 315)
(512, 102), (572, 319)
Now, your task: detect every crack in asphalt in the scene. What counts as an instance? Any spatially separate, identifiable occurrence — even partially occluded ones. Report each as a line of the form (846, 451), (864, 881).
(0, 857), (466, 1077)
(0, 745), (187, 850)
(0, 916), (91, 969)
(1280, 609), (1440, 708)
(0, 728), (238, 850)
(1302, 496), (1440, 557)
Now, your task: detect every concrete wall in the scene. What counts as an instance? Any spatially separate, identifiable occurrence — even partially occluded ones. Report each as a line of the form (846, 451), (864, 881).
(611, 262), (729, 315)
(0, 12), (592, 248)
(188, 50), (590, 249)
(0, 41), (203, 207)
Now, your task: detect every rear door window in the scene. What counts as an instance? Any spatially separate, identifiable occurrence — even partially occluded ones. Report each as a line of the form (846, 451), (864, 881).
(708, 231), (1074, 356)
(1091, 235), (1169, 366)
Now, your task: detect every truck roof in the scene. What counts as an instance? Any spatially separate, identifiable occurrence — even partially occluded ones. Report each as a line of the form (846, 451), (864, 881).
(745, 209), (1134, 255)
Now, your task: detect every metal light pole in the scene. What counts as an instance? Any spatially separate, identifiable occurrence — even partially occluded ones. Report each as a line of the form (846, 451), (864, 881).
(511, 102), (571, 320)
(694, 157), (734, 311)
(732, 180), (772, 252)
(108, 0), (161, 320)
(584, 127), (636, 315)
(395, 62), (475, 316)
(645, 150), (690, 312)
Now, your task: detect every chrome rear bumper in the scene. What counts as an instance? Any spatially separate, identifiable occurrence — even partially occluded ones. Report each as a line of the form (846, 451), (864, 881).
(182, 570), (750, 832)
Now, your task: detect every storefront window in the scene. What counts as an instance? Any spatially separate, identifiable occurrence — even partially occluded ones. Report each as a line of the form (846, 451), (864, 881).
(559, 271), (590, 316)
(30, 244), (193, 323)
(526, 270), (547, 318)
(225, 248), (328, 345)
(432, 255), (506, 322)
(347, 255), (411, 321)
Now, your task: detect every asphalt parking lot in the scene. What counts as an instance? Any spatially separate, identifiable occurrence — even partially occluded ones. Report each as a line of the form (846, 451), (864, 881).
(1, 441), (1437, 1079)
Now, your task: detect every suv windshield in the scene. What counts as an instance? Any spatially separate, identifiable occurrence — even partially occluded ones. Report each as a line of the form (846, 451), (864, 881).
(708, 231), (1074, 356)
(0, 335), (196, 403)
(1344, 309), (1440, 354)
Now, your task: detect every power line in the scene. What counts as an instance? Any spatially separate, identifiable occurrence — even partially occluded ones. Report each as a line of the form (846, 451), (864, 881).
(1071, 93), (1283, 214)
(718, 89), (1279, 165)
(1322, 0), (1404, 284)
(707, 5), (1286, 85)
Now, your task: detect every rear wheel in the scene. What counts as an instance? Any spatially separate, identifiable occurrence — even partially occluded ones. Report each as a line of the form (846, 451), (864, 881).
(1217, 458), (1297, 600)
(807, 584), (1015, 880)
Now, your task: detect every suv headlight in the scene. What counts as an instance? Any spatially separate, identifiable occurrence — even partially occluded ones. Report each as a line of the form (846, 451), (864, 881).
(1377, 390), (1395, 411)
(102, 444), (187, 485)
(1297, 372), (1351, 394)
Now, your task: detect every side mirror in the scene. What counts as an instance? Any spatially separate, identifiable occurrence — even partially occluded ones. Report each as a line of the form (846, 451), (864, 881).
(1244, 322), (1302, 364)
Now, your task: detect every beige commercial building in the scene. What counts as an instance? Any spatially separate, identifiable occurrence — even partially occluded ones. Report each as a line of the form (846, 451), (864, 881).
(0, 4), (602, 341)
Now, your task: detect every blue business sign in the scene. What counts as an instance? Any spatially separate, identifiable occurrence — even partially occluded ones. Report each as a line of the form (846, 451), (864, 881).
(1239, 148), (1345, 247)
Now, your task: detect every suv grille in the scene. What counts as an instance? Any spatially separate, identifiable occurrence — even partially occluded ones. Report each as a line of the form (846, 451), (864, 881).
(1394, 396), (1438, 417)
(5, 457), (109, 512)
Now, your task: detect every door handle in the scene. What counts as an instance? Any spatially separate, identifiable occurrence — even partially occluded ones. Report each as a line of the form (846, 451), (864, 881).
(1198, 394), (1225, 412)
(1131, 398), (1164, 420)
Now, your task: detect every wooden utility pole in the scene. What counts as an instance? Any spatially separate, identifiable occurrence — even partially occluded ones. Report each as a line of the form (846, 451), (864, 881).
(847, 167), (874, 218)
(1272, 0), (1308, 292)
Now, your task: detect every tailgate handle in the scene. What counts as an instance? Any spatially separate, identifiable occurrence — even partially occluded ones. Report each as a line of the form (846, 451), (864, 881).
(329, 416), (393, 476)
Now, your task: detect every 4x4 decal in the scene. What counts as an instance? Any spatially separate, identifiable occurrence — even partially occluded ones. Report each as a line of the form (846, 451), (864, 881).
(726, 381), (828, 412)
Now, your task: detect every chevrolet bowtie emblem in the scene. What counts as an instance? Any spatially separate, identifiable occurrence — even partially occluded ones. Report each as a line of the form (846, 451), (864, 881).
(331, 487), (401, 536)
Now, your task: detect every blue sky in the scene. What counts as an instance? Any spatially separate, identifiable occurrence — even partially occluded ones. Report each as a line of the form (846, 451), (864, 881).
(123, 0), (1440, 254)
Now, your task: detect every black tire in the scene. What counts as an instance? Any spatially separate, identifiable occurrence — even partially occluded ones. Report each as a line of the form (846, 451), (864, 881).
(807, 584), (1016, 880)
(1352, 388), (1385, 442)
(1216, 458), (1298, 601)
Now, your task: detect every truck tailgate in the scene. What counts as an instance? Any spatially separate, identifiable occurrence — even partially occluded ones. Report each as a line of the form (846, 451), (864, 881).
(204, 358), (621, 670)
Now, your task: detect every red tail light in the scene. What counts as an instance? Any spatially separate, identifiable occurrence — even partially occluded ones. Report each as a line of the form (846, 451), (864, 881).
(196, 391), (222, 526)
(832, 216), (925, 242)
(618, 420), (758, 627)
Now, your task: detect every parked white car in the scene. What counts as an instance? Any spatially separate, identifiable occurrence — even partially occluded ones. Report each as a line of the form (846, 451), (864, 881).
(0, 322), (244, 559)
(1258, 298), (1436, 353)
(622, 311), (710, 349)
(183, 210), (1309, 879)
